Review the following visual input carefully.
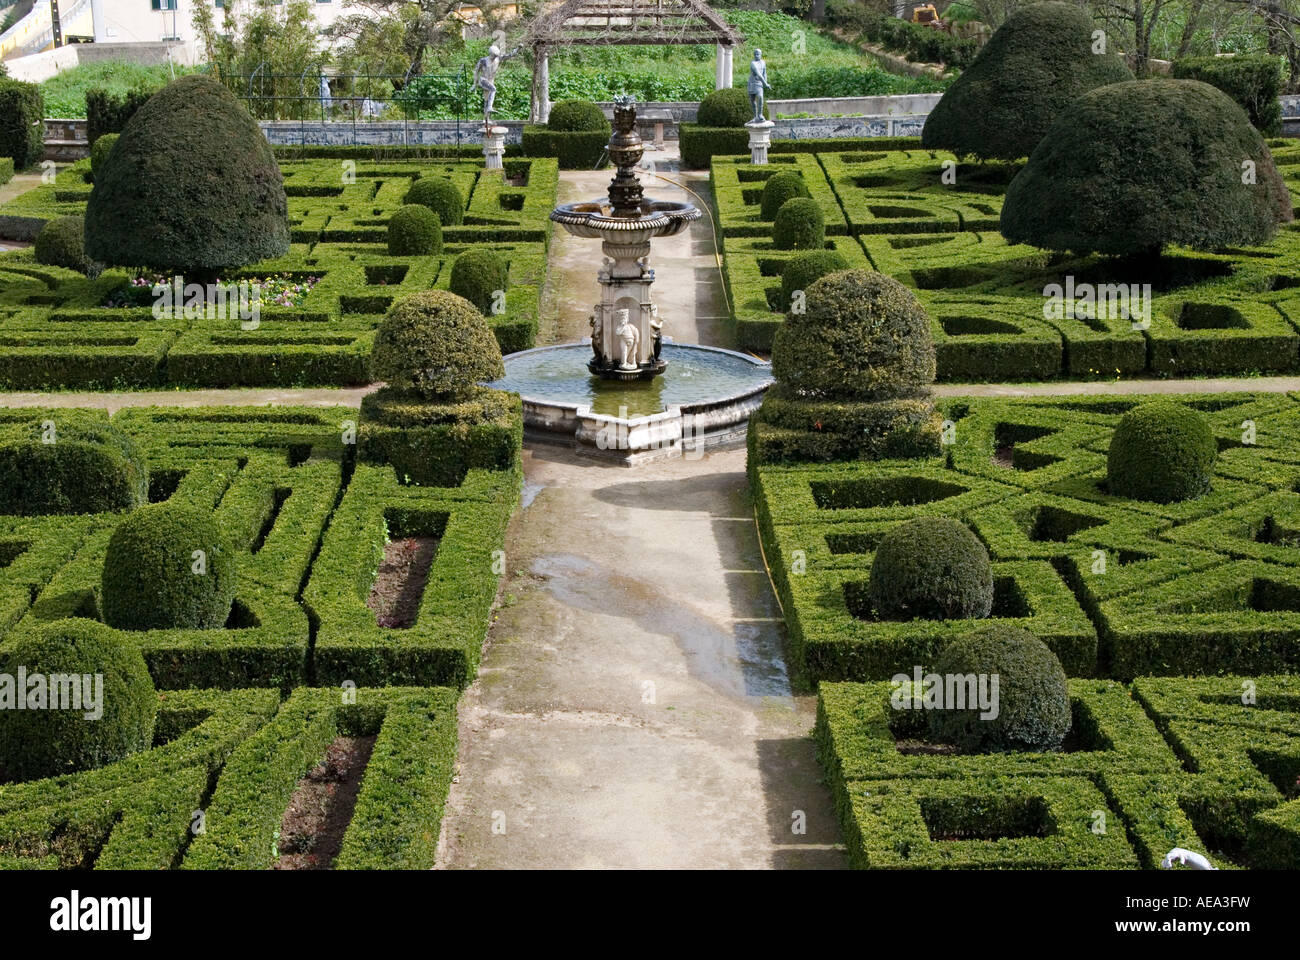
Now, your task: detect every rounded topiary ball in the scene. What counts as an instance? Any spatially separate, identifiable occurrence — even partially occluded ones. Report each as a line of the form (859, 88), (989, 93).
(760, 171), (811, 221)
(449, 249), (508, 315)
(926, 625), (1071, 753)
(547, 100), (608, 132)
(84, 75), (288, 273)
(1002, 79), (1292, 254)
(387, 204), (443, 256)
(772, 269), (936, 400)
(772, 197), (824, 251)
(0, 619), (157, 782)
(867, 517), (993, 622)
(1107, 401), (1217, 503)
(101, 502), (237, 631)
(402, 175), (464, 226)
(370, 290), (505, 398)
(779, 249), (848, 311)
(697, 87), (762, 127)
(0, 419), (147, 515)
(90, 132), (118, 178)
(921, 1), (1132, 161)
(34, 216), (90, 273)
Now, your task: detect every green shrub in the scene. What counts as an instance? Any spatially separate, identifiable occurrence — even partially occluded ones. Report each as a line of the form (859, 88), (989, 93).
(89, 132), (118, 177)
(449, 249), (508, 315)
(772, 197), (824, 251)
(921, 3), (1132, 161)
(84, 75), (289, 273)
(1107, 400), (1217, 503)
(101, 502), (238, 631)
(1001, 79), (1292, 254)
(0, 78), (43, 170)
(760, 170), (811, 221)
(402, 175), (464, 226)
(0, 619), (157, 782)
(772, 268), (935, 400)
(0, 157), (13, 186)
(33, 216), (91, 273)
(386, 204), (443, 256)
(779, 249), (848, 311)
(927, 625), (1071, 753)
(856, 13), (980, 68)
(546, 100), (607, 132)
(0, 421), (146, 515)
(1172, 54), (1283, 136)
(370, 290), (505, 398)
(697, 87), (757, 127)
(85, 87), (155, 145)
(866, 517), (993, 621)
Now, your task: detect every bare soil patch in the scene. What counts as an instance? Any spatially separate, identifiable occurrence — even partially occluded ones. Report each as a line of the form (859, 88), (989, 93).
(367, 536), (439, 628)
(273, 735), (377, 870)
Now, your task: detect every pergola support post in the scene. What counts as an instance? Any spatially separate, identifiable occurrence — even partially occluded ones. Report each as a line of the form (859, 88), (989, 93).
(530, 45), (551, 124)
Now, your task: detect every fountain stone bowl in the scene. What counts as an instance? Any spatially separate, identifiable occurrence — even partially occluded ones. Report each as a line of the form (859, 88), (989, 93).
(486, 341), (773, 465)
(549, 197), (702, 240)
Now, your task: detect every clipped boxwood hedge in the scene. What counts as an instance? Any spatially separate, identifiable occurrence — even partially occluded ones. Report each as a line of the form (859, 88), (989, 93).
(0, 417), (147, 515)
(1172, 53), (1283, 136)
(0, 79), (43, 171)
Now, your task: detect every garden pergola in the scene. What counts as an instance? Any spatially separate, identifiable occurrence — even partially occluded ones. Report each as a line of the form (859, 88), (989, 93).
(521, 0), (744, 122)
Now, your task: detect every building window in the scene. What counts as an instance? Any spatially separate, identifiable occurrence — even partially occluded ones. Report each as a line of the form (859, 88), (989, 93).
(150, 0), (178, 9)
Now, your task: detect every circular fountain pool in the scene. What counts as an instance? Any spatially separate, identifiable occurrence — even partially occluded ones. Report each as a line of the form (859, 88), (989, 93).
(487, 342), (774, 464)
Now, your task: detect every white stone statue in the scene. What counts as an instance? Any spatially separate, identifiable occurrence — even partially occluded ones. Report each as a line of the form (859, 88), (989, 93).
(649, 303), (663, 360)
(615, 308), (640, 370)
(1161, 848), (1216, 870)
(474, 43), (519, 123)
(748, 49), (771, 124)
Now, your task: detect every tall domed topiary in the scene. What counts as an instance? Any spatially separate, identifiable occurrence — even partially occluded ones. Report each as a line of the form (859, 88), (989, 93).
(696, 88), (760, 127)
(772, 269), (935, 400)
(773, 197), (824, 251)
(34, 216), (91, 273)
(760, 171), (810, 220)
(89, 132), (118, 179)
(1107, 401), (1218, 503)
(547, 100), (608, 132)
(1001, 79), (1293, 255)
(0, 620), (157, 781)
(403, 176), (464, 227)
(926, 625), (1071, 753)
(450, 249), (508, 315)
(101, 502), (237, 631)
(84, 75), (288, 275)
(921, 2), (1132, 161)
(370, 290), (504, 398)
(387, 205), (443, 256)
(867, 517), (993, 621)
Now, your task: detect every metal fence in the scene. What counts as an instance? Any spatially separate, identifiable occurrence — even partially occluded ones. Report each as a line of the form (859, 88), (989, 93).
(219, 64), (476, 147)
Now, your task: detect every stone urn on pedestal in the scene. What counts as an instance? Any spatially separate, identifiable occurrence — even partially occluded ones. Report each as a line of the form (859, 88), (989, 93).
(550, 95), (701, 382)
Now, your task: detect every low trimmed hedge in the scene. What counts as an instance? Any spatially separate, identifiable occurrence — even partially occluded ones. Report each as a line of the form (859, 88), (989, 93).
(521, 128), (608, 169)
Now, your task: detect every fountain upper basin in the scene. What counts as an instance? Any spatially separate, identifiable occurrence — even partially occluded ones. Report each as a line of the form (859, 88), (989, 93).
(550, 197), (702, 240)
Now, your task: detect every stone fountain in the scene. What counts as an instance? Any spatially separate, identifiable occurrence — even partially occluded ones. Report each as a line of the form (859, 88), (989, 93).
(488, 97), (773, 463)
(550, 96), (701, 381)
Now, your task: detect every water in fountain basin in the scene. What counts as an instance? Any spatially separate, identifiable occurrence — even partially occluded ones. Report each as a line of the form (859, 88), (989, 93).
(486, 343), (774, 419)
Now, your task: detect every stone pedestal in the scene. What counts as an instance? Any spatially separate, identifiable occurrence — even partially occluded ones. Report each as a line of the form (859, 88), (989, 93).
(746, 119), (775, 165)
(483, 125), (507, 170)
(589, 235), (665, 381)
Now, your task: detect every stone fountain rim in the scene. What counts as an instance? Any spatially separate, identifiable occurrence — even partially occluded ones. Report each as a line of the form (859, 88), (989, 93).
(489, 340), (773, 425)
(550, 196), (703, 232)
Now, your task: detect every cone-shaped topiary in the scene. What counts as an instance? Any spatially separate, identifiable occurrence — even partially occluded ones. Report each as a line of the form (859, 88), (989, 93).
(370, 290), (505, 398)
(34, 216), (90, 273)
(84, 75), (288, 274)
(926, 624), (1071, 753)
(779, 249), (848, 311)
(867, 516), (993, 621)
(1107, 400), (1217, 503)
(547, 100), (608, 132)
(450, 248), (508, 315)
(921, 2), (1132, 161)
(101, 502), (237, 631)
(89, 132), (118, 178)
(402, 175), (464, 226)
(773, 197), (824, 251)
(772, 269), (936, 400)
(387, 205), (443, 256)
(697, 87), (762, 127)
(0, 419), (146, 515)
(0, 619), (157, 781)
(761, 171), (811, 221)
(1001, 79), (1293, 255)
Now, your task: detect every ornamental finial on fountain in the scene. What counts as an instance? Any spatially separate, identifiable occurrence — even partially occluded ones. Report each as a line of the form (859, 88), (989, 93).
(608, 94), (645, 218)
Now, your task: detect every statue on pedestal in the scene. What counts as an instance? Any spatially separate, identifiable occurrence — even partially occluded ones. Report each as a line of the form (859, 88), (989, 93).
(589, 313), (601, 362)
(650, 304), (663, 360)
(473, 43), (520, 124)
(748, 49), (771, 124)
(615, 309), (640, 370)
